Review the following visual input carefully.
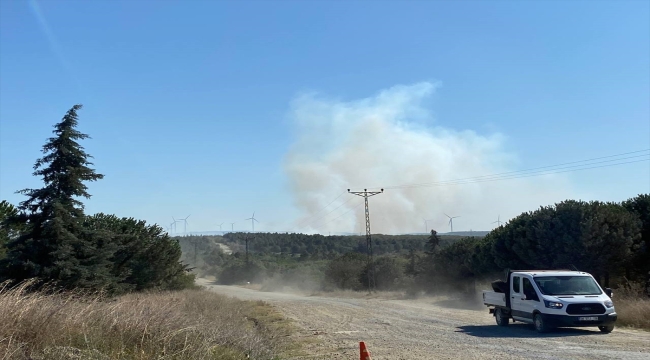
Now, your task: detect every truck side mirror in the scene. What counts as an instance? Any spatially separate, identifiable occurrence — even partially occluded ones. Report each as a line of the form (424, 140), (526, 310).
(605, 288), (613, 298)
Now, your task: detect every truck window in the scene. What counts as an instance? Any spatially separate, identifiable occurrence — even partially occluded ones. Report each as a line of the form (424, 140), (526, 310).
(523, 278), (539, 301)
(513, 276), (520, 293)
(533, 276), (602, 295)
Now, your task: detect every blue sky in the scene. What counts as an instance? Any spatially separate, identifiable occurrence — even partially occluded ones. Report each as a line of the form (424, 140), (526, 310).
(1, 0), (648, 235)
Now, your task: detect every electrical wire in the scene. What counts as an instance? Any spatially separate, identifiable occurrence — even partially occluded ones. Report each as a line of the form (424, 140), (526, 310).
(294, 191), (346, 228)
(301, 196), (357, 230)
(313, 198), (365, 231)
(367, 150), (649, 190)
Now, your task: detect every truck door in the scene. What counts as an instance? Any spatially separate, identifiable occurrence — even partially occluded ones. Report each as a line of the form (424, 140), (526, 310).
(520, 277), (540, 316)
(511, 275), (532, 322)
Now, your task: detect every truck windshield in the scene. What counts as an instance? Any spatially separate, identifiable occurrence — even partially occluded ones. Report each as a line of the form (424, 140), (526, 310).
(533, 276), (602, 295)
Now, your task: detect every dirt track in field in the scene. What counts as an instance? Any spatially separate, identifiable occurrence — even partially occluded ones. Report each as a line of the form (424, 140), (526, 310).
(198, 279), (650, 360)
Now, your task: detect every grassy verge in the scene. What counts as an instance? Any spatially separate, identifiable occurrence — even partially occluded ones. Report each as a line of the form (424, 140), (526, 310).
(0, 280), (296, 359)
(616, 297), (650, 330)
(613, 284), (650, 330)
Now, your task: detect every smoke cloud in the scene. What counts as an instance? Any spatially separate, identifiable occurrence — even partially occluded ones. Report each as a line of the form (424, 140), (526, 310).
(284, 82), (576, 234)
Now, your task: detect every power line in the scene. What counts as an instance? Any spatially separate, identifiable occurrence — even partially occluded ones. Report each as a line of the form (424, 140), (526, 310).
(301, 196), (357, 230)
(294, 191), (347, 228)
(313, 198), (365, 231)
(377, 150), (649, 189)
(367, 150), (649, 190)
(388, 157), (649, 190)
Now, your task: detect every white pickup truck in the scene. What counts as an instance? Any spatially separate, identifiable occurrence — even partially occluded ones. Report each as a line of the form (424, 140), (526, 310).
(482, 270), (617, 333)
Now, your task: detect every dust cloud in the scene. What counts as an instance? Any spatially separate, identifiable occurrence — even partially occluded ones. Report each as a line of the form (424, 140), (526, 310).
(284, 82), (576, 234)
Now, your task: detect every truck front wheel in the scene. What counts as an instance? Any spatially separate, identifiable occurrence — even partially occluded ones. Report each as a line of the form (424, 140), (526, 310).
(534, 313), (550, 333)
(495, 308), (509, 326)
(598, 325), (614, 333)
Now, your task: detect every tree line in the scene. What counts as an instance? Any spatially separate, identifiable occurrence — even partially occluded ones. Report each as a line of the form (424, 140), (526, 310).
(423, 196), (650, 289)
(0, 105), (193, 294)
(219, 232), (468, 258)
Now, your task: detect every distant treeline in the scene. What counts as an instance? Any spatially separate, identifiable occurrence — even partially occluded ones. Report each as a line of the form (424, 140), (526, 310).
(218, 232), (470, 258)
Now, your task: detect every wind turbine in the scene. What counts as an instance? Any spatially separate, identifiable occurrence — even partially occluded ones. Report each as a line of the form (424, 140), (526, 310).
(423, 217), (434, 233)
(245, 212), (259, 232)
(444, 213), (460, 233)
(230, 222), (235, 231)
(179, 215), (190, 235)
(218, 222), (224, 231)
(492, 215), (503, 227)
(172, 217), (181, 233)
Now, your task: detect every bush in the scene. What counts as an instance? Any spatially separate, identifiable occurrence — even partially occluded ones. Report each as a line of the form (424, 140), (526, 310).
(217, 260), (266, 285)
(83, 214), (193, 293)
(324, 253), (365, 290)
(359, 256), (406, 291)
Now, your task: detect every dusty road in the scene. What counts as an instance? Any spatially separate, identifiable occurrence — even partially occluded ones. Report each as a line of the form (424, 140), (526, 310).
(198, 279), (650, 360)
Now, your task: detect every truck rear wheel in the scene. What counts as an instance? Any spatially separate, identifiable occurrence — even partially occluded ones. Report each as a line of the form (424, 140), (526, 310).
(495, 308), (509, 326)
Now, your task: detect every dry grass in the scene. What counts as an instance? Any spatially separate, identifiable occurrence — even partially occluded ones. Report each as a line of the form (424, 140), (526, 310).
(0, 280), (295, 360)
(615, 297), (650, 330)
(612, 282), (650, 330)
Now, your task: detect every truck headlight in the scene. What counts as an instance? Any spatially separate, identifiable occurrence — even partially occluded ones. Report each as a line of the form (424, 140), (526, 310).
(544, 300), (564, 309)
(604, 300), (614, 308)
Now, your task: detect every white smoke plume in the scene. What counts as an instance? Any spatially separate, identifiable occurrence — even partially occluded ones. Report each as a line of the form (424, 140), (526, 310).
(284, 82), (576, 234)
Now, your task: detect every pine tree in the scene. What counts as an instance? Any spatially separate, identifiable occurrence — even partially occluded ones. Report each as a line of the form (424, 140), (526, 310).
(425, 229), (441, 255)
(0, 104), (115, 290)
(0, 200), (23, 260)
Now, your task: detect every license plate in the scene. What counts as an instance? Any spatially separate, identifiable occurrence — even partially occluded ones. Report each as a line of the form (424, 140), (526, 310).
(579, 317), (599, 321)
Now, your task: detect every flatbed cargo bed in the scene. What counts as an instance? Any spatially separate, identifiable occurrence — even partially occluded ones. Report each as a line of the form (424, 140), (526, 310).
(482, 290), (506, 307)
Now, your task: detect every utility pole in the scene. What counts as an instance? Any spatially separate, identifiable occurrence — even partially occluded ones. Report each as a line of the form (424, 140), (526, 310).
(189, 237), (198, 264)
(244, 234), (253, 266)
(348, 188), (384, 292)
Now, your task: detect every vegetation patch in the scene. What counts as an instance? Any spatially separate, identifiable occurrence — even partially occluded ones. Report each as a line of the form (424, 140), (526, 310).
(612, 282), (650, 330)
(0, 280), (295, 359)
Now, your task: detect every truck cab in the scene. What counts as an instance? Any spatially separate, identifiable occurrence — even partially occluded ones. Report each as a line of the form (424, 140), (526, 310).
(482, 270), (617, 333)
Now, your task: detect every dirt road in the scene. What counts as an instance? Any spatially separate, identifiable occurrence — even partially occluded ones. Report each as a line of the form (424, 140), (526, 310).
(198, 279), (650, 360)
(216, 242), (232, 255)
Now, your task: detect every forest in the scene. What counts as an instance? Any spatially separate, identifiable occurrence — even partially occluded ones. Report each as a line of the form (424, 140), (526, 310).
(221, 232), (468, 257)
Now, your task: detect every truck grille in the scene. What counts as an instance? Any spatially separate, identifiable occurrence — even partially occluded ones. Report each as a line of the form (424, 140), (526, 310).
(566, 303), (606, 315)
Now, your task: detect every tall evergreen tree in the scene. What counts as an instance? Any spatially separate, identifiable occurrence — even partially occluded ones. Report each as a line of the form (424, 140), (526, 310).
(0, 104), (114, 290)
(0, 200), (23, 260)
(622, 194), (650, 283)
(425, 229), (441, 255)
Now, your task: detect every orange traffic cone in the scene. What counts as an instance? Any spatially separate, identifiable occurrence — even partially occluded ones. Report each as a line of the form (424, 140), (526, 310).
(360, 341), (372, 360)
